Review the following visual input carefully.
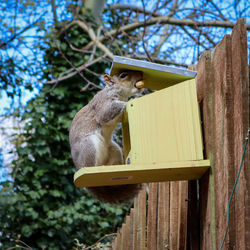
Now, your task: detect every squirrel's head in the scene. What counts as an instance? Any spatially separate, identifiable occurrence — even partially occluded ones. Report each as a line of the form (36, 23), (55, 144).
(104, 71), (143, 97)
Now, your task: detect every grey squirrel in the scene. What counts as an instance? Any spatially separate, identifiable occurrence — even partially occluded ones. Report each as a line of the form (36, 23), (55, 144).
(69, 71), (144, 203)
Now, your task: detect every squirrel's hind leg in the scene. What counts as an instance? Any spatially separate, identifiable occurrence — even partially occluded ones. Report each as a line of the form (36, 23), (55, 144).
(105, 141), (124, 165)
(87, 140), (142, 204)
(72, 136), (97, 169)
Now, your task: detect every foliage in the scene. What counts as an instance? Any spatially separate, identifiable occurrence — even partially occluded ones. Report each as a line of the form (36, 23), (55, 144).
(0, 11), (130, 250)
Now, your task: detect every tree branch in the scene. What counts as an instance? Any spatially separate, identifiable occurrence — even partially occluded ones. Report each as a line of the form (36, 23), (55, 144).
(81, 16), (249, 50)
(105, 3), (240, 22)
(180, 26), (210, 50)
(153, 0), (179, 57)
(105, 4), (160, 17)
(0, 11), (47, 49)
(208, 0), (229, 21)
(132, 54), (188, 67)
(57, 20), (114, 60)
(45, 56), (106, 85)
(50, 0), (58, 26)
(141, 0), (153, 61)
(190, 26), (216, 46)
(84, 233), (117, 250)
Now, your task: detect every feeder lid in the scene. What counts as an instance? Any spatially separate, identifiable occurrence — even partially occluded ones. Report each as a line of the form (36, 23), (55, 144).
(110, 56), (196, 90)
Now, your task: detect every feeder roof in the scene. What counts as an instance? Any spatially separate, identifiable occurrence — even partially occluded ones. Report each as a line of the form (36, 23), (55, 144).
(110, 56), (196, 90)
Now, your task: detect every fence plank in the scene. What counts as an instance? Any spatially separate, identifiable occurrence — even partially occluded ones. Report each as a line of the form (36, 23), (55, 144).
(121, 223), (125, 249)
(132, 197), (139, 250)
(212, 34), (236, 249)
(147, 183), (158, 249)
(112, 235), (117, 250)
(177, 181), (188, 250)
(138, 185), (147, 250)
(169, 181), (179, 249)
(196, 50), (216, 250)
(157, 182), (170, 249)
(187, 180), (200, 249)
(231, 18), (250, 250)
(116, 228), (122, 250)
(129, 209), (134, 249)
(121, 216), (130, 250)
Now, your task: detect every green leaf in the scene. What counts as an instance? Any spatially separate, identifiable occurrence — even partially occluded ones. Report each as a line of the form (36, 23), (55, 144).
(49, 190), (62, 197)
(21, 225), (32, 237)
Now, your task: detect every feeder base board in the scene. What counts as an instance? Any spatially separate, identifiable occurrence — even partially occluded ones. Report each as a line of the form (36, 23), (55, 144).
(74, 160), (210, 187)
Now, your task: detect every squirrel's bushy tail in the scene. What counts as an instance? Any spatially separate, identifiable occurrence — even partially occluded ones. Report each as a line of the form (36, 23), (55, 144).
(88, 184), (142, 204)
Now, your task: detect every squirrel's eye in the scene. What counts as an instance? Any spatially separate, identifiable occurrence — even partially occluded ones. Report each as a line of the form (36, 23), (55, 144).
(119, 72), (128, 79)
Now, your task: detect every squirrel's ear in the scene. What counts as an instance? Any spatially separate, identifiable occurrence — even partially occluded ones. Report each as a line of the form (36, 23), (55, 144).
(104, 74), (115, 86)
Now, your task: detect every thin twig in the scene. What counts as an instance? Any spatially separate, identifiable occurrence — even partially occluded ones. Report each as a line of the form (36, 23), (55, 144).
(153, 0), (179, 56)
(78, 17), (248, 51)
(141, 0), (153, 61)
(105, 4), (235, 21)
(56, 20), (114, 59)
(0, 11), (48, 48)
(56, 41), (96, 85)
(50, 0), (58, 26)
(180, 26), (209, 50)
(45, 56), (105, 87)
(208, 0), (229, 21)
(84, 233), (117, 250)
(132, 54), (188, 67)
(7, 239), (33, 250)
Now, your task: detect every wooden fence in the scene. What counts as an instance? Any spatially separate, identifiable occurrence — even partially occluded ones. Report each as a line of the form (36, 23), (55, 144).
(111, 19), (249, 250)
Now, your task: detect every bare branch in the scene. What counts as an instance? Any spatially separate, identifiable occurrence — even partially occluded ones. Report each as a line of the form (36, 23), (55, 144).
(141, 0), (153, 61)
(105, 4), (160, 17)
(190, 26), (216, 46)
(132, 54), (188, 67)
(45, 56), (106, 85)
(56, 42), (96, 86)
(105, 4), (239, 22)
(180, 26), (209, 50)
(50, 0), (58, 26)
(82, 16), (250, 50)
(0, 11), (47, 49)
(56, 20), (114, 59)
(153, 0), (179, 57)
(208, 0), (229, 21)
(84, 233), (117, 250)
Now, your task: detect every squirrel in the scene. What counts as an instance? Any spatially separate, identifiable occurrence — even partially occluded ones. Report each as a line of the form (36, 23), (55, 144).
(69, 70), (143, 204)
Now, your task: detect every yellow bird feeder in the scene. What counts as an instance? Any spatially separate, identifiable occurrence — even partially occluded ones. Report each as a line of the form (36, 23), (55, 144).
(74, 57), (210, 188)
